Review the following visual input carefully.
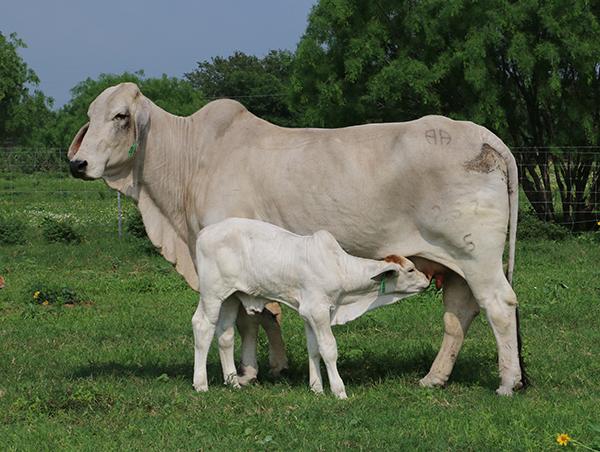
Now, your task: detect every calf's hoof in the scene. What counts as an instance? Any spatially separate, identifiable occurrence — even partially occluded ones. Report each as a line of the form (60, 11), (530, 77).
(496, 386), (514, 396)
(419, 374), (446, 388)
(310, 383), (324, 395)
(335, 391), (348, 400)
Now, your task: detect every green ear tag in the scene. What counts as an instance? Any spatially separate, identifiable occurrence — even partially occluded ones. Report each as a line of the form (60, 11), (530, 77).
(128, 142), (138, 158)
(379, 278), (386, 295)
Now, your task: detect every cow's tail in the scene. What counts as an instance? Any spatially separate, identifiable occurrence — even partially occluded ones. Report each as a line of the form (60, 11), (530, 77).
(480, 128), (528, 389)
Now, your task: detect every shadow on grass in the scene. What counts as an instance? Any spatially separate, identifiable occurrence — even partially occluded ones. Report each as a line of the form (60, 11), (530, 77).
(70, 347), (498, 391)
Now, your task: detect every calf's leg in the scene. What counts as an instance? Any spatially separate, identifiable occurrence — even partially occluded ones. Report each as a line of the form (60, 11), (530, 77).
(191, 295), (221, 392)
(302, 304), (346, 399)
(215, 297), (241, 388)
(303, 322), (324, 394)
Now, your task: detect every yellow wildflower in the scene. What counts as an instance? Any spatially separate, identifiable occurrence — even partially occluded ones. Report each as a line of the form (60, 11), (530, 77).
(33, 291), (40, 299)
(556, 433), (571, 446)
(597, 221), (600, 226)
(42, 300), (49, 306)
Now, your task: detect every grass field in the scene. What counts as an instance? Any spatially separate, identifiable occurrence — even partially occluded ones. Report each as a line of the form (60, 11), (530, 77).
(1, 174), (600, 450)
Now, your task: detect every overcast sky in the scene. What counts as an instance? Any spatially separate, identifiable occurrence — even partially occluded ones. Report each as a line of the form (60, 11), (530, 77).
(1, 0), (316, 108)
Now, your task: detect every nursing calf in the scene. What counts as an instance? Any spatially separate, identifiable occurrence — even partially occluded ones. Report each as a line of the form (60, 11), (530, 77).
(192, 218), (430, 398)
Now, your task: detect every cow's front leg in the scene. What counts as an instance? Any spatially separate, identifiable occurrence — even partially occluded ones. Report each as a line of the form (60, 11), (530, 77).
(260, 302), (289, 376)
(302, 303), (347, 399)
(303, 321), (324, 394)
(236, 306), (260, 385)
(192, 295), (221, 392)
(215, 297), (241, 388)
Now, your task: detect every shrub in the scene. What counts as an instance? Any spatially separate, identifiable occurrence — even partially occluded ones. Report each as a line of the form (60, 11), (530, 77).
(517, 210), (569, 241)
(40, 215), (81, 243)
(0, 215), (27, 244)
(29, 283), (89, 306)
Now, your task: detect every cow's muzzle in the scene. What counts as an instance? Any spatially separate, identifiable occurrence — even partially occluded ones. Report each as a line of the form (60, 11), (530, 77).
(69, 159), (88, 178)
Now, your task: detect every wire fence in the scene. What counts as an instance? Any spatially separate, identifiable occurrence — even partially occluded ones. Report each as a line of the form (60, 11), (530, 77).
(1, 146), (600, 238)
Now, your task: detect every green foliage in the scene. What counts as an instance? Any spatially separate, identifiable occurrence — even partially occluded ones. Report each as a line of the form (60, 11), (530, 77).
(185, 50), (295, 126)
(0, 32), (54, 146)
(40, 216), (81, 244)
(28, 283), (88, 306)
(125, 208), (147, 239)
(1, 173), (600, 449)
(0, 215), (27, 244)
(292, 0), (600, 229)
(46, 72), (206, 149)
(517, 210), (569, 241)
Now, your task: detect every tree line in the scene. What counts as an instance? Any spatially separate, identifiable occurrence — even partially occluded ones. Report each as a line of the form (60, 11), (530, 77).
(1, 0), (599, 230)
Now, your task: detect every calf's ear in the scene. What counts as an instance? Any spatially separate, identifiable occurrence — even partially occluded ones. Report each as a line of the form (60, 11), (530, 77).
(371, 263), (400, 281)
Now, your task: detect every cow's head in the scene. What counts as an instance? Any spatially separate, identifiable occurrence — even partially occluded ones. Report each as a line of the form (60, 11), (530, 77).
(68, 82), (149, 180)
(371, 255), (430, 295)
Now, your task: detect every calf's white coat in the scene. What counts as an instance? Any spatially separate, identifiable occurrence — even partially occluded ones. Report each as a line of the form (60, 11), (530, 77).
(192, 218), (430, 398)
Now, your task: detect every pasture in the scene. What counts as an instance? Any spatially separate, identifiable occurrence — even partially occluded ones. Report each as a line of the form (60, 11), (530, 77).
(1, 173), (599, 450)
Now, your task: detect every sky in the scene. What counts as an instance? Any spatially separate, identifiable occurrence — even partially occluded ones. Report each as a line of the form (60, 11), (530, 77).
(1, 0), (316, 108)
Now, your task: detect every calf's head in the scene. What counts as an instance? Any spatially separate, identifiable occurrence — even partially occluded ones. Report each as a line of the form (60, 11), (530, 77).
(68, 82), (149, 180)
(371, 255), (430, 295)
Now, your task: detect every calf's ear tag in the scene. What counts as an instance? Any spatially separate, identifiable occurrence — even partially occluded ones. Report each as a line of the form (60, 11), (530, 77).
(128, 142), (138, 158)
(379, 278), (386, 294)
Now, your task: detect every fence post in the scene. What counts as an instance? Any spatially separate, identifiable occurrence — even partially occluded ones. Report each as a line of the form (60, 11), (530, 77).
(118, 191), (123, 239)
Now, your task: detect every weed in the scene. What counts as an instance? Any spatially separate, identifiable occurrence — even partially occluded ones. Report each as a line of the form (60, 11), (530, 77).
(40, 215), (81, 243)
(0, 215), (27, 244)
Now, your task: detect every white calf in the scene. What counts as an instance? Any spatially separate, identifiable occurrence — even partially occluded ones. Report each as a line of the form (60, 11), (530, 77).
(191, 218), (430, 398)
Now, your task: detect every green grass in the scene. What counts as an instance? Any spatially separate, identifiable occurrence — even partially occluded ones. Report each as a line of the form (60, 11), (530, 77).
(1, 174), (600, 450)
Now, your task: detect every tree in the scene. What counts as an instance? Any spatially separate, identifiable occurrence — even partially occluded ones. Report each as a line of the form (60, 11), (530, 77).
(291, 0), (600, 229)
(0, 32), (53, 146)
(48, 72), (205, 149)
(185, 50), (295, 126)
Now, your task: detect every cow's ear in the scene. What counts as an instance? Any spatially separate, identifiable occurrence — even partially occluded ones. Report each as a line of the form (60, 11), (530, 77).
(68, 122), (89, 159)
(371, 263), (399, 281)
(133, 96), (150, 145)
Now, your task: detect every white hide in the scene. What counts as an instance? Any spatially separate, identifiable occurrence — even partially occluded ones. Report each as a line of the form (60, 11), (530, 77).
(191, 218), (430, 398)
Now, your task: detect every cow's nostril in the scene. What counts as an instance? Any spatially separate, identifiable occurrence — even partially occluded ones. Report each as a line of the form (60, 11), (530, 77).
(69, 159), (88, 177)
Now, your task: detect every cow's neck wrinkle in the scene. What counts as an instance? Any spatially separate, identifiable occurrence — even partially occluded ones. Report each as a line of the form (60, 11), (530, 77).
(137, 102), (206, 238)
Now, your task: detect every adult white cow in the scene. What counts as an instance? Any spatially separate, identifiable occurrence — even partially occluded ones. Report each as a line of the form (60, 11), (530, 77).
(68, 82), (524, 395)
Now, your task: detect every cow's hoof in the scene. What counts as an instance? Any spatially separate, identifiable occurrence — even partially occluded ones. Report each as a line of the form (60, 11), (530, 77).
(419, 374), (446, 388)
(270, 365), (289, 378)
(496, 386), (514, 396)
(238, 374), (258, 386)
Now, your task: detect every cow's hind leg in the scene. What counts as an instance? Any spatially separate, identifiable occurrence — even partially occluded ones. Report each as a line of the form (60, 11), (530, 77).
(215, 297), (241, 388)
(420, 272), (479, 388)
(192, 295), (222, 392)
(470, 274), (522, 395)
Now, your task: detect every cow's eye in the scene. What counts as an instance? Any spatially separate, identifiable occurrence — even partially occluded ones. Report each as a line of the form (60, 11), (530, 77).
(113, 113), (129, 121)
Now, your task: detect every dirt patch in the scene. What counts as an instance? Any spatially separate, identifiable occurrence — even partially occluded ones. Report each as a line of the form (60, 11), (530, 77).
(464, 143), (504, 174)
